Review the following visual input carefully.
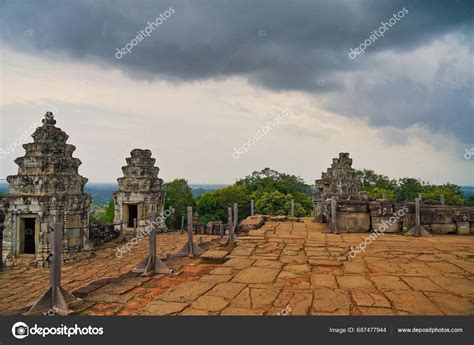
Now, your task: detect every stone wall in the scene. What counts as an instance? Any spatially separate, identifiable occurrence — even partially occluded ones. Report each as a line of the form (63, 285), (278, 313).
(321, 199), (474, 235)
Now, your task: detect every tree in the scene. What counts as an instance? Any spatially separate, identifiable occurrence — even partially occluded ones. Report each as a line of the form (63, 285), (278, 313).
(90, 199), (114, 223)
(196, 185), (250, 222)
(255, 191), (306, 216)
(163, 178), (194, 229)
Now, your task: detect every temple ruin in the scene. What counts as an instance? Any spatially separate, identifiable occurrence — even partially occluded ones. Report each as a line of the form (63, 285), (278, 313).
(315, 152), (474, 235)
(2, 112), (92, 265)
(315, 152), (360, 200)
(113, 149), (165, 234)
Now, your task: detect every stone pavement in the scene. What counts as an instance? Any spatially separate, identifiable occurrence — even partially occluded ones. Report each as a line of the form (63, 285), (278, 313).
(1, 220), (473, 316)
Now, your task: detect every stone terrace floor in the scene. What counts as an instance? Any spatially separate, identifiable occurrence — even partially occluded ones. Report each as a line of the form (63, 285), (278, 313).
(1, 219), (473, 316)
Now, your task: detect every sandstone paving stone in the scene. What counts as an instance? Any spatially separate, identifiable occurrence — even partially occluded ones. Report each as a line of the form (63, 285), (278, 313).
(351, 289), (391, 308)
(191, 295), (229, 312)
(197, 273), (232, 283)
(140, 301), (188, 315)
(222, 257), (255, 269)
(209, 267), (233, 275)
(233, 267), (280, 284)
(206, 282), (246, 299)
(253, 260), (283, 269)
(358, 307), (395, 315)
(180, 308), (211, 315)
(384, 290), (443, 315)
(232, 287), (251, 308)
(312, 288), (351, 314)
(220, 307), (265, 315)
(283, 264), (311, 274)
(400, 276), (446, 292)
(336, 275), (373, 289)
(250, 288), (281, 308)
(428, 276), (474, 296)
(310, 274), (338, 288)
(370, 275), (411, 291)
(424, 292), (474, 315)
(157, 281), (216, 303)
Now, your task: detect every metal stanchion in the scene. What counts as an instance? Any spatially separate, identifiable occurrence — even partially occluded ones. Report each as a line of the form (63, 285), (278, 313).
(251, 200), (254, 216)
(180, 215), (185, 234)
(132, 211), (172, 275)
(233, 203), (238, 235)
(219, 223), (224, 238)
(324, 196), (338, 234)
(27, 223), (81, 315)
(406, 197), (430, 237)
(291, 199), (295, 217)
(176, 207), (204, 258)
(228, 207), (235, 242)
(133, 218), (137, 238)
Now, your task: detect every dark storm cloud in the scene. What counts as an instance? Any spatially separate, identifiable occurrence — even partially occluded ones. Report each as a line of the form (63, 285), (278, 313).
(1, 0), (472, 140)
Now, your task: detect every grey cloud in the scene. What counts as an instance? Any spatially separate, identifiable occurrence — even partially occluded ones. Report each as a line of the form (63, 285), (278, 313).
(0, 0), (472, 140)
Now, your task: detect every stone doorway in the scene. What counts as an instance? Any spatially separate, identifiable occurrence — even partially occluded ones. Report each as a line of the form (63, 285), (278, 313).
(21, 218), (36, 254)
(127, 204), (138, 227)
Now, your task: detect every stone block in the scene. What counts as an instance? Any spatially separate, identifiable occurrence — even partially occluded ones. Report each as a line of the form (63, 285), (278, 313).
(426, 223), (456, 235)
(336, 200), (367, 213)
(456, 222), (470, 235)
(335, 212), (370, 232)
(371, 216), (401, 233)
(401, 213), (415, 232)
(420, 206), (455, 224)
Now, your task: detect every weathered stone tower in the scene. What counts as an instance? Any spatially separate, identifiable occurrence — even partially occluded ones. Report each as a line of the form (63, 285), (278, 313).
(315, 152), (360, 200)
(113, 149), (165, 232)
(2, 112), (92, 264)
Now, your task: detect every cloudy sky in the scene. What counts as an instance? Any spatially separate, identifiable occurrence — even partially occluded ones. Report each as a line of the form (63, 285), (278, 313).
(0, 0), (472, 185)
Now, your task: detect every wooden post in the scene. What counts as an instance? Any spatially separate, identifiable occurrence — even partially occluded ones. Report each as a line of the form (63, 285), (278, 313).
(251, 200), (254, 216)
(228, 207), (234, 241)
(233, 203), (238, 235)
(132, 211), (172, 275)
(27, 223), (80, 315)
(0, 220), (6, 270)
(175, 207), (204, 257)
(406, 197), (430, 236)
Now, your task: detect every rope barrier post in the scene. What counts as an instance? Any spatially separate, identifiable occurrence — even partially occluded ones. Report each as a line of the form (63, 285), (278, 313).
(0, 220), (7, 271)
(233, 203), (238, 239)
(176, 207), (204, 258)
(180, 215), (185, 234)
(324, 196), (338, 234)
(251, 199), (254, 216)
(27, 223), (80, 315)
(133, 218), (137, 238)
(440, 194), (445, 205)
(219, 223), (224, 238)
(406, 197), (430, 237)
(291, 199), (295, 217)
(132, 211), (172, 275)
(228, 207), (234, 242)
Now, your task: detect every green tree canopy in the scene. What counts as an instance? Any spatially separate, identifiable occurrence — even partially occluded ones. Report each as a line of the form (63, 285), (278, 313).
(163, 178), (194, 229)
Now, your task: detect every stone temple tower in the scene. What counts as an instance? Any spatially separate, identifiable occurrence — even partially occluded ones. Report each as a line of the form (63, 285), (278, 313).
(3, 112), (92, 264)
(113, 149), (165, 232)
(315, 152), (360, 200)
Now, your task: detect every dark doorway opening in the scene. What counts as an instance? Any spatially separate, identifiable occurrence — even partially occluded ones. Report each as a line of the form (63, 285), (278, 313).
(128, 204), (138, 227)
(24, 218), (36, 254)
